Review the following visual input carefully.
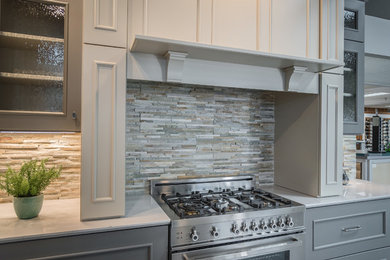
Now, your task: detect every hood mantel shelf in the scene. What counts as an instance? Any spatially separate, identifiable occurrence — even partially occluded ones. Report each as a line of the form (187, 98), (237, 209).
(129, 35), (344, 93)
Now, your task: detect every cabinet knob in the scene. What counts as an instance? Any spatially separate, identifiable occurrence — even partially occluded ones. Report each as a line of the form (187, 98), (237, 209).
(72, 111), (77, 120)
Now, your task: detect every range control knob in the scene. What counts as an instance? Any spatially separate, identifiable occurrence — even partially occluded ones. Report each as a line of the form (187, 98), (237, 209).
(211, 226), (219, 238)
(269, 219), (277, 229)
(190, 228), (199, 242)
(260, 220), (268, 231)
(232, 223), (240, 235)
(278, 218), (286, 229)
(286, 216), (294, 227)
(251, 221), (259, 232)
(241, 222), (249, 232)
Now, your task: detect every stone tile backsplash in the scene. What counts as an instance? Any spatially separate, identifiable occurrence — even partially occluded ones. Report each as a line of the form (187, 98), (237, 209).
(343, 135), (357, 179)
(0, 133), (80, 203)
(126, 81), (275, 191)
(0, 82), (359, 202)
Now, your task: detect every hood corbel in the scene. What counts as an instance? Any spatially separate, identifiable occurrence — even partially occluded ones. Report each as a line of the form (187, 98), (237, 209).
(284, 66), (317, 93)
(165, 51), (188, 83)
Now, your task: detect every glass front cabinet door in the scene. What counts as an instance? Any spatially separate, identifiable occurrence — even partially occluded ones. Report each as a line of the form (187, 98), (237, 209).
(343, 40), (364, 134)
(344, 0), (365, 42)
(0, 0), (81, 131)
(343, 0), (365, 135)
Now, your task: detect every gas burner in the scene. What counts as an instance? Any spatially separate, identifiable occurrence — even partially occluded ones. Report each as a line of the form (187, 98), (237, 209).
(214, 198), (229, 210)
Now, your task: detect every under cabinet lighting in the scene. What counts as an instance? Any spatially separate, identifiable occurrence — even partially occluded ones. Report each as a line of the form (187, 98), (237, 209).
(364, 92), (390, 98)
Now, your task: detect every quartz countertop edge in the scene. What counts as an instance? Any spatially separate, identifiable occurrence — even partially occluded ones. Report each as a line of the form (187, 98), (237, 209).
(260, 179), (390, 208)
(0, 193), (170, 244)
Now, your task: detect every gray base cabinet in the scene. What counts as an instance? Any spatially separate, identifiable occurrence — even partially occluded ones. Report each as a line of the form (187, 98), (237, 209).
(304, 199), (390, 259)
(332, 247), (390, 260)
(0, 225), (168, 260)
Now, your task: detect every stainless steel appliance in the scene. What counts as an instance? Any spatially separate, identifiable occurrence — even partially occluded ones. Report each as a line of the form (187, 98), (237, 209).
(151, 176), (305, 260)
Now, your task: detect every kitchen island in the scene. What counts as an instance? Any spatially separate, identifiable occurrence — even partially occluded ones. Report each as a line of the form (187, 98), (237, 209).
(0, 192), (169, 260)
(357, 152), (390, 184)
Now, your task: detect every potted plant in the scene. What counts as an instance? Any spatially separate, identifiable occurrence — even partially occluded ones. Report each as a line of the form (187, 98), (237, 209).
(0, 159), (61, 219)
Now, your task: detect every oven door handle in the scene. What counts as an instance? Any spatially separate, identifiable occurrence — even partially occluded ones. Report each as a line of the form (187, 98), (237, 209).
(182, 237), (302, 260)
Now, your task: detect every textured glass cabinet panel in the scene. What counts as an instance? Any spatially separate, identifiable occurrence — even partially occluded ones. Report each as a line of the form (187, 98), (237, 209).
(344, 51), (358, 122)
(0, 0), (65, 38)
(0, 0), (66, 113)
(344, 9), (357, 30)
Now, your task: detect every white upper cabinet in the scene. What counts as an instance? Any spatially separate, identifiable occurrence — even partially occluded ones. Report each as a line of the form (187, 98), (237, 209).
(271, 0), (311, 58)
(147, 0), (198, 42)
(128, 0), (342, 61)
(320, 0), (344, 63)
(83, 0), (127, 48)
(212, 0), (257, 50)
(129, 0), (198, 43)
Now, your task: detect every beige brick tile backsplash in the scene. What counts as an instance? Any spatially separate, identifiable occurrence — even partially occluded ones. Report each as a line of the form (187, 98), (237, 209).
(0, 132), (81, 203)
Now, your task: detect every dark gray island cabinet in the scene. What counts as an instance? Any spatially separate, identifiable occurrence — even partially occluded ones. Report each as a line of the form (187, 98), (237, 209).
(0, 225), (168, 260)
(305, 199), (390, 260)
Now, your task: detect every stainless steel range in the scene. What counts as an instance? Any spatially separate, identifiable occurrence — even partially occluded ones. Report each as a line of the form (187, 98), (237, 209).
(151, 176), (305, 260)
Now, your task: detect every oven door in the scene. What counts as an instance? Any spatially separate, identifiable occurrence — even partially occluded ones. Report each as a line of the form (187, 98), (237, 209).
(172, 233), (304, 260)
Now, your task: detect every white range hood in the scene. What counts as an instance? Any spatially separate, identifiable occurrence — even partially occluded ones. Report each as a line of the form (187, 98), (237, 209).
(128, 35), (343, 94)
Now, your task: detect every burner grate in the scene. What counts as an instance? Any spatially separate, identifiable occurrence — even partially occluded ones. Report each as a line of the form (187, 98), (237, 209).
(161, 188), (293, 219)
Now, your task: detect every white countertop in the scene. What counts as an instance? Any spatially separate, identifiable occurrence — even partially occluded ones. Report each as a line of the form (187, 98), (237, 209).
(260, 179), (390, 208)
(0, 193), (170, 244)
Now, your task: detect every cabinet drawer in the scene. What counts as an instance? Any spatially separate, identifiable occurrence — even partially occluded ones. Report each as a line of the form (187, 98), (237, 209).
(314, 211), (385, 250)
(305, 199), (390, 260)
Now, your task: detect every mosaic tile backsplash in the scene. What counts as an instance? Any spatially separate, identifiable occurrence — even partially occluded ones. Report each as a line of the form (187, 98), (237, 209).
(125, 81), (275, 191)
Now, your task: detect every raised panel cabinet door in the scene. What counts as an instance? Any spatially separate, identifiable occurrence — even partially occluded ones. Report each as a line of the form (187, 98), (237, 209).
(319, 73), (343, 197)
(83, 0), (127, 48)
(81, 44), (126, 220)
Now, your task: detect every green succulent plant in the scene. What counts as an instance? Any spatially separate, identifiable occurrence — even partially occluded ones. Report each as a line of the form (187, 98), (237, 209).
(0, 159), (61, 197)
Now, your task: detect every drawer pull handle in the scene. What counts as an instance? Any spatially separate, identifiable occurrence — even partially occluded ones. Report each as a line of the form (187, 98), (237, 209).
(341, 226), (362, 232)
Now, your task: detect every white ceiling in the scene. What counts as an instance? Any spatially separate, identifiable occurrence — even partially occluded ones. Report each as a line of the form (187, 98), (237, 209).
(364, 55), (390, 108)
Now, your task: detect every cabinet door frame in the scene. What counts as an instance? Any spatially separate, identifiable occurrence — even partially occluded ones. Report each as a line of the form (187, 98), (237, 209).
(0, 0), (82, 131)
(343, 40), (364, 135)
(344, 0), (365, 43)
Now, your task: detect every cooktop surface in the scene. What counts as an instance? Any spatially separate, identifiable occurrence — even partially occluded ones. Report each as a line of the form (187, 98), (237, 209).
(161, 188), (293, 219)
